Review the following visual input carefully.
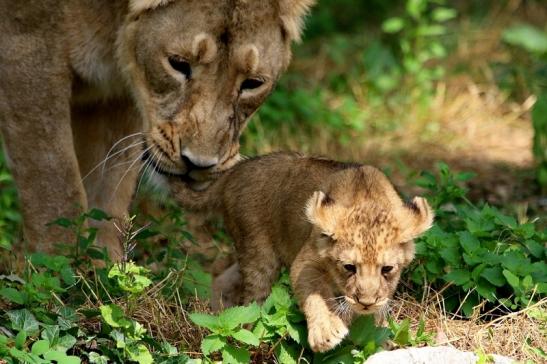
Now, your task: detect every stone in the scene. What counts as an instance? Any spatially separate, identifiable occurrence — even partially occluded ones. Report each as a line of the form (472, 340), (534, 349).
(364, 346), (514, 364)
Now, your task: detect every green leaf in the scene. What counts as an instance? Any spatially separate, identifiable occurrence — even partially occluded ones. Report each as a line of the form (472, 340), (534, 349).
(481, 267), (505, 287)
(392, 318), (410, 346)
(444, 269), (471, 286)
(7, 309), (40, 335)
(100, 304), (132, 329)
(522, 275), (534, 290)
(0, 287), (25, 305)
(14, 330), (27, 349)
(222, 345), (250, 364)
(458, 231), (479, 254)
(502, 270), (520, 289)
(9, 347), (40, 363)
(406, 0), (427, 19)
(48, 218), (73, 228)
(286, 321), (306, 345)
(46, 352), (81, 364)
(432, 7), (457, 22)
(110, 330), (126, 349)
(89, 352), (110, 364)
(476, 280), (496, 302)
(382, 17), (405, 33)
(276, 341), (299, 364)
(349, 315), (390, 347)
(108, 263), (152, 294)
(219, 303), (260, 330)
(60, 267), (76, 286)
(86, 208), (111, 221)
(502, 24), (547, 54)
(31, 340), (50, 356)
(54, 334), (77, 352)
(525, 240), (545, 259)
(439, 246), (461, 266)
(57, 307), (78, 330)
(201, 334), (226, 355)
(269, 285), (292, 310)
(189, 313), (220, 331)
(41, 325), (60, 347)
(127, 344), (153, 364)
(231, 328), (260, 347)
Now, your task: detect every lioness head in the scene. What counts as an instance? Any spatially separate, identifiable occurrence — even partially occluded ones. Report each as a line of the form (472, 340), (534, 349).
(117, 0), (314, 178)
(306, 166), (434, 315)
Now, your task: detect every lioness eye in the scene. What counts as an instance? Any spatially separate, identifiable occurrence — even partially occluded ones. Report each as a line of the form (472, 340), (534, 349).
(168, 56), (192, 79)
(381, 266), (394, 275)
(240, 78), (264, 91)
(343, 264), (356, 274)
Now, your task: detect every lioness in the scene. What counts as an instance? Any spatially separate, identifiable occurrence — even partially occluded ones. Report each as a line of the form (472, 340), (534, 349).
(0, 0), (314, 258)
(169, 152), (434, 352)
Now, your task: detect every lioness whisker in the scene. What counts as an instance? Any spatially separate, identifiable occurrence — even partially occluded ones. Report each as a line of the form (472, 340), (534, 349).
(102, 151), (143, 173)
(81, 139), (145, 182)
(103, 131), (144, 165)
(113, 145), (153, 196)
(136, 148), (159, 194)
(100, 139), (147, 176)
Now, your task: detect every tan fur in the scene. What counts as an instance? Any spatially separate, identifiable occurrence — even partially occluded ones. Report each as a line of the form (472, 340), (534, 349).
(170, 152), (434, 352)
(0, 0), (314, 258)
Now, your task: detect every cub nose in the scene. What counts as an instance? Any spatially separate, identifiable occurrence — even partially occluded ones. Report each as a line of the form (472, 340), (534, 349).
(354, 296), (376, 309)
(181, 150), (218, 171)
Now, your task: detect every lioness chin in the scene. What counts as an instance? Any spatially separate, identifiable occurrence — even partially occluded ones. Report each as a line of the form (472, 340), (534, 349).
(0, 0), (314, 259)
(169, 152), (434, 352)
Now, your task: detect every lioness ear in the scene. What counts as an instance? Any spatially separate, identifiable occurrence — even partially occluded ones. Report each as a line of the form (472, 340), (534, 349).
(305, 191), (331, 221)
(402, 197), (434, 240)
(129, 0), (175, 14)
(278, 0), (316, 42)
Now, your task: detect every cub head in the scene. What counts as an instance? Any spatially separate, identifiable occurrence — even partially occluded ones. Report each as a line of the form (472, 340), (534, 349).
(305, 166), (434, 315)
(117, 0), (314, 179)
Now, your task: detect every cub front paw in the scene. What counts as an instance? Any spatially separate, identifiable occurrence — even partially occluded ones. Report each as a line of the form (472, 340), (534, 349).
(307, 314), (349, 352)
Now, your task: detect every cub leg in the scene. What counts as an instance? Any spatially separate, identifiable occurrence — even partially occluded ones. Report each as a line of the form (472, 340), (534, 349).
(72, 100), (145, 261)
(237, 236), (281, 305)
(290, 244), (349, 352)
(0, 36), (86, 253)
(211, 262), (242, 311)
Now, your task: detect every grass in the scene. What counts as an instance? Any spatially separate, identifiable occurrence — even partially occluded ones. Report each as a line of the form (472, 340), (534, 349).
(1, 1), (546, 363)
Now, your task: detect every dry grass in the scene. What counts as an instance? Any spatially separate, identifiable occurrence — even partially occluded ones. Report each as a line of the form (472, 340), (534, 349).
(390, 291), (546, 362)
(75, 265), (546, 362)
(76, 268), (209, 356)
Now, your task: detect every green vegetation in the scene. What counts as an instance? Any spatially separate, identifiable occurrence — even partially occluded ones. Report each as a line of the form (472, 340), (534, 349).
(1, 0), (546, 363)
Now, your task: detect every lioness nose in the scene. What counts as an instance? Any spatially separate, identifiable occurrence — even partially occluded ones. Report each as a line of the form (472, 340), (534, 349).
(181, 150), (218, 171)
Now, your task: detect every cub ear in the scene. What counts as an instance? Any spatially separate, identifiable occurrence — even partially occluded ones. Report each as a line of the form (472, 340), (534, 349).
(278, 0), (316, 42)
(402, 197), (434, 240)
(129, 0), (175, 14)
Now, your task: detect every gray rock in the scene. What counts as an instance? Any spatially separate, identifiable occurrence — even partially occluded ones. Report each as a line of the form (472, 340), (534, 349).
(364, 346), (514, 364)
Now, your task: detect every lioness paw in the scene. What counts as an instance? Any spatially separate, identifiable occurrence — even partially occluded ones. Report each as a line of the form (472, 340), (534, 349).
(307, 314), (349, 352)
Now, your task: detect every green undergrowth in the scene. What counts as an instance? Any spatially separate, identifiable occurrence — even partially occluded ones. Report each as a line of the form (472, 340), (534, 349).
(0, 164), (545, 364)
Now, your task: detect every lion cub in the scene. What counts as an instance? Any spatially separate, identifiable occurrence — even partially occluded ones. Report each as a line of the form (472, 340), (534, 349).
(170, 152), (433, 352)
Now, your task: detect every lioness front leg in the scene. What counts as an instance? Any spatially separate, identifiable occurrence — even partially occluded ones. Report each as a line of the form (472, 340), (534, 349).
(73, 100), (144, 260)
(0, 37), (86, 253)
(291, 249), (349, 352)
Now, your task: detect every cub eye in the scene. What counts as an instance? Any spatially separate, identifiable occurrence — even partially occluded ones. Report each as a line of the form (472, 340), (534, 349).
(240, 78), (264, 91)
(343, 264), (356, 274)
(168, 56), (192, 79)
(381, 266), (394, 275)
